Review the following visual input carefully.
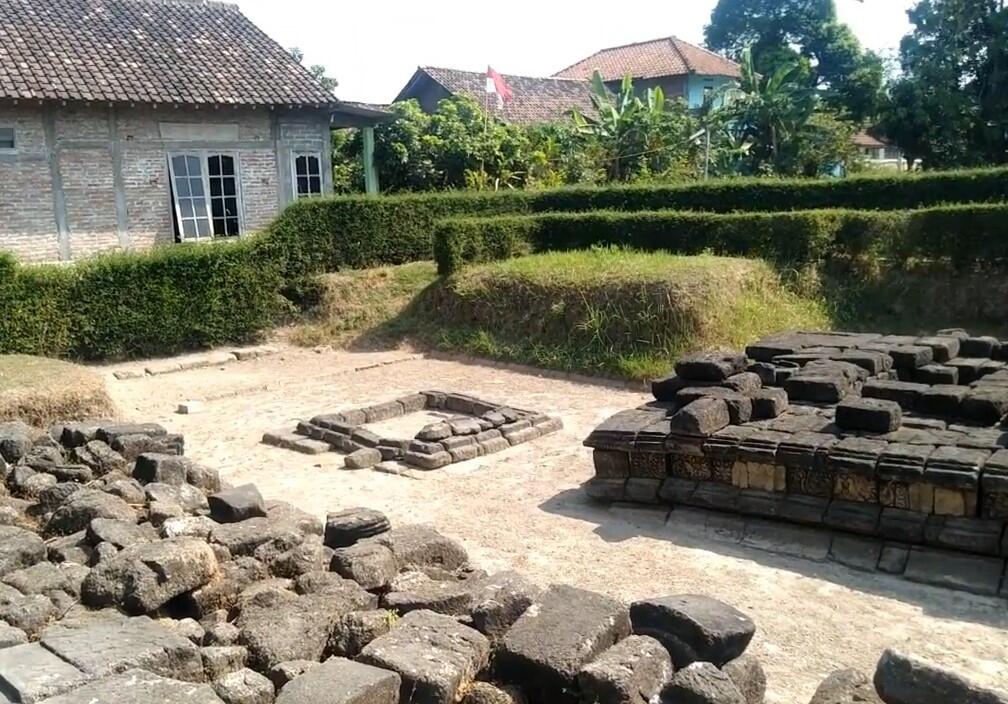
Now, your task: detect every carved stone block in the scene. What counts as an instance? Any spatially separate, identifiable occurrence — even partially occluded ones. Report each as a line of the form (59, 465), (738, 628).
(833, 474), (879, 504)
(786, 466), (835, 498)
(878, 481), (911, 510)
(629, 452), (667, 480)
(593, 450), (630, 479)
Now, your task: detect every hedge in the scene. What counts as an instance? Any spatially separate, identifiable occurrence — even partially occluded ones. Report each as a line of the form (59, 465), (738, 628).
(433, 204), (1008, 275)
(265, 166), (1008, 278)
(0, 239), (285, 360)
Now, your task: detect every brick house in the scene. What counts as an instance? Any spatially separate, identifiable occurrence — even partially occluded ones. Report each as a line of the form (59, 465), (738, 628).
(0, 0), (387, 263)
(396, 36), (742, 124)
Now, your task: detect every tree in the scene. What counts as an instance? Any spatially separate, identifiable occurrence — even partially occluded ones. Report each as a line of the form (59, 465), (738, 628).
(571, 72), (698, 181)
(714, 49), (861, 176)
(705, 0), (884, 122)
(878, 0), (1008, 168)
(289, 47), (338, 95)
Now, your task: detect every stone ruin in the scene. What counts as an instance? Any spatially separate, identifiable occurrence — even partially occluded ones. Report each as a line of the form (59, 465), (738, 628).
(263, 391), (563, 471)
(0, 418), (1004, 704)
(585, 329), (1008, 598)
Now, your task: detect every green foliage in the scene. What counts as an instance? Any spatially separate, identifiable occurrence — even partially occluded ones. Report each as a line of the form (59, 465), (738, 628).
(267, 165), (1008, 278)
(333, 98), (541, 192)
(571, 71), (698, 182)
(0, 241), (284, 360)
(711, 49), (862, 176)
(433, 203), (1008, 275)
(705, 0), (885, 122)
(878, 0), (1008, 168)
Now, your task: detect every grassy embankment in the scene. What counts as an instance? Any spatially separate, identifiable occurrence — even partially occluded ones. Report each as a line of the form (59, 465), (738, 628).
(291, 249), (830, 381)
(0, 355), (116, 426)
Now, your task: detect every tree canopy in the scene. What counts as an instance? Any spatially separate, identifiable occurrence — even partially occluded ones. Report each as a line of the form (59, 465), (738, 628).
(878, 0), (1008, 168)
(705, 0), (884, 122)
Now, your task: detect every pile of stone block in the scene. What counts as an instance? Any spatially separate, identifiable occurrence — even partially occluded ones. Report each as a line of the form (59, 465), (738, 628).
(0, 417), (1003, 704)
(585, 329), (1008, 597)
(263, 390), (563, 471)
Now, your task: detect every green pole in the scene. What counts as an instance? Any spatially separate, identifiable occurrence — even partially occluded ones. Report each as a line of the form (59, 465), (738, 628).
(362, 126), (378, 195)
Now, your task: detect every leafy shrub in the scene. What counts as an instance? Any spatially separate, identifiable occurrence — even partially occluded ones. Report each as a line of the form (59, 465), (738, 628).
(267, 166), (1008, 278)
(432, 204), (1008, 275)
(0, 240), (284, 360)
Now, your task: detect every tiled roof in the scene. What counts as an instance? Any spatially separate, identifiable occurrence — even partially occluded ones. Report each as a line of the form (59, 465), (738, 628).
(852, 130), (890, 149)
(554, 36), (741, 81)
(0, 0), (337, 106)
(399, 67), (595, 126)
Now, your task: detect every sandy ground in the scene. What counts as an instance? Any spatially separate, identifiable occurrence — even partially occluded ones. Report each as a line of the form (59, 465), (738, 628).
(101, 345), (1008, 703)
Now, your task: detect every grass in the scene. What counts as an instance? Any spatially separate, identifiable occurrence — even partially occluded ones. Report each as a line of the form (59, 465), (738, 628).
(289, 262), (439, 348)
(290, 249), (830, 381)
(0, 355), (117, 426)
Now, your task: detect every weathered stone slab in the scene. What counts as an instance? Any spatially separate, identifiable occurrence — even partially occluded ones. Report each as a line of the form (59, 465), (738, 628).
(629, 594), (755, 668)
(209, 485), (267, 524)
(669, 398), (730, 438)
(675, 354), (747, 382)
(45, 490), (136, 536)
(664, 662), (745, 704)
(275, 657), (400, 704)
(903, 547), (1004, 596)
(41, 615), (203, 681)
(741, 519), (833, 561)
(359, 610), (489, 704)
(81, 538), (218, 614)
(810, 668), (883, 704)
(0, 525), (45, 578)
(749, 388), (789, 419)
(862, 380), (929, 411)
(368, 525), (468, 571)
(330, 543), (397, 591)
(0, 643), (90, 703)
(577, 635), (672, 704)
(38, 669), (226, 704)
(836, 398), (902, 433)
(874, 648), (1008, 704)
(497, 584), (630, 697)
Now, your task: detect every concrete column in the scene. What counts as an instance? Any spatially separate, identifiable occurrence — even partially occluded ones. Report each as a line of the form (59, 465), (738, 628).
(362, 126), (378, 195)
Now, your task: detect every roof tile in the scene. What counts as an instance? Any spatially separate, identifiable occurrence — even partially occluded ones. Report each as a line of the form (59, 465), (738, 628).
(403, 66), (595, 126)
(554, 36), (740, 81)
(0, 0), (336, 106)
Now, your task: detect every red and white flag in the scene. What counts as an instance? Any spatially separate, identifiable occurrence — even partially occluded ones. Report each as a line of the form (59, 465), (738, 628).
(486, 66), (514, 109)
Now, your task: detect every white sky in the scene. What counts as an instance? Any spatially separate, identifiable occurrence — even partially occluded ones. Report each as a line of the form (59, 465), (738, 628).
(236, 0), (917, 104)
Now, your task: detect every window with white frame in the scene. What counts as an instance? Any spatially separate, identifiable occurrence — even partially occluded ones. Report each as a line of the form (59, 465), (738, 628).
(167, 152), (241, 241)
(292, 152), (323, 198)
(0, 127), (14, 151)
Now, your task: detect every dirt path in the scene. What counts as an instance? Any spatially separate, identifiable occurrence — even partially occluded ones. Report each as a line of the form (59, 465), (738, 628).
(101, 345), (1008, 703)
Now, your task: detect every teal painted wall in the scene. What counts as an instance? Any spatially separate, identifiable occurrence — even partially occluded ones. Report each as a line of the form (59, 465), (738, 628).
(686, 75), (734, 108)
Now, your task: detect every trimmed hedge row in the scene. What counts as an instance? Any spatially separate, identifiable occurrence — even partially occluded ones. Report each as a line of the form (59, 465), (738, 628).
(433, 204), (1008, 275)
(0, 240), (285, 360)
(266, 167), (1008, 277)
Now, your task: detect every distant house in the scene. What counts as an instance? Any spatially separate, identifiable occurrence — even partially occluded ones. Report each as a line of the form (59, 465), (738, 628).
(0, 0), (389, 263)
(553, 36), (742, 109)
(395, 67), (596, 125)
(395, 36), (742, 126)
(853, 131), (907, 170)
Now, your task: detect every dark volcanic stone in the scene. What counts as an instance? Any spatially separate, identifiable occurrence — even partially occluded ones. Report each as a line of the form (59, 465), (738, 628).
(722, 652), (767, 704)
(862, 380), (929, 411)
(274, 656), (400, 704)
(497, 584), (631, 698)
(918, 385), (969, 417)
(359, 610), (490, 704)
(961, 389), (1008, 425)
(810, 669), (882, 704)
(961, 336), (1001, 359)
(330, 543), (397, 590)
(209, 485), (267, 524)
(668, 399), (731, 438)
(664, 662), (745, 704)
(577, 635), (672, 704)
(913, 364), (959, 386)
(324, 508), (390, 549)
(887, 345), (933, 370)
(368, 525), (468, 571)
(836, 398), (902, 433)
(675, 354), (747, 382)
(45, 489), (136, 536)
(750, 388), (789, 419)
(629, 594), (755, 668)
(874, 648), (1008, 704)
(784, 373), (851, 404)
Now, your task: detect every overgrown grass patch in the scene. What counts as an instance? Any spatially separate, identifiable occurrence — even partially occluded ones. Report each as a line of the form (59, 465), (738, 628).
(0, 355), (117, 426)
(291, 250), (829, 380)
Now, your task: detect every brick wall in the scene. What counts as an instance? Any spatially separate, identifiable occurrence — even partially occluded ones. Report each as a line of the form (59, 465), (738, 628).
(0, 107), (60, 262)
(0, 104), (331, 263)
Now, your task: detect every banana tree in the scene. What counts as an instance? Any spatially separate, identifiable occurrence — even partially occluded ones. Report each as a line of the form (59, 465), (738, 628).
(571, 71), (672, 181)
